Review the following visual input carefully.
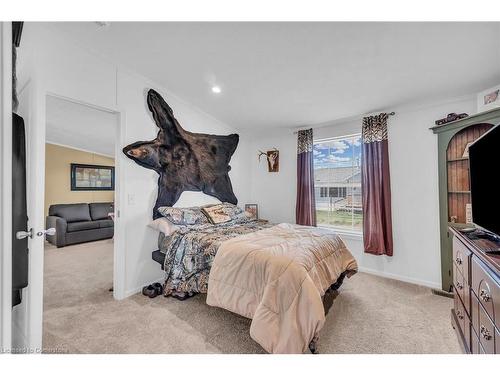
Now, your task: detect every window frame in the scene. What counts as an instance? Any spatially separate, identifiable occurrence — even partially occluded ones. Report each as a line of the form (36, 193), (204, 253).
(313, 133), (363, 235)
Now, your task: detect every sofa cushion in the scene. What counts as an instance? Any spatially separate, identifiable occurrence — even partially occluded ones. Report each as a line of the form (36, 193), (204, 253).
(95, 219), (114, 229)
(49, 203), (91, 223)
(67, 221), (100, 232)
(89, 202), (114, 221)
(66, 226), (114, 246)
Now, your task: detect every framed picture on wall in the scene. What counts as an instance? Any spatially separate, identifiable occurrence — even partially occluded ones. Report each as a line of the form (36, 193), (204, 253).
(477, 84), (500, 112)
(70, 163), (115, 191)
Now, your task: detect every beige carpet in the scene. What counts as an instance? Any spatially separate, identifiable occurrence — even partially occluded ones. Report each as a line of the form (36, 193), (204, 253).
(43, 239), (461, 354)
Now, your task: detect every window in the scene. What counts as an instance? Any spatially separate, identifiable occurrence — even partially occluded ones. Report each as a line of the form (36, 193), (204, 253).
(320, 187), (328, 197)
(328, 187), (347, 198)
(313, 134), (363, 232)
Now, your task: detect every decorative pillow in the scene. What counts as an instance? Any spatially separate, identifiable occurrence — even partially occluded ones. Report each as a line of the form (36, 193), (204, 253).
(202, 203), (244, 224)
(232, 210), (257, 224)
(157, 206), (209, 225)
(148, 217), (181, 236)
(202, 205), (231, 224)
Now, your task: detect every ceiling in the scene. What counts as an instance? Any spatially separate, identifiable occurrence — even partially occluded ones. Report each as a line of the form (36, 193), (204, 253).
(50, 22), (500, 130)
(46, 95), (117, 157)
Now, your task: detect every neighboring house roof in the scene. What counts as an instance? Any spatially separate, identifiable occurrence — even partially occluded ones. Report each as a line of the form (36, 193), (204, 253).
(314, 167), (361, 184)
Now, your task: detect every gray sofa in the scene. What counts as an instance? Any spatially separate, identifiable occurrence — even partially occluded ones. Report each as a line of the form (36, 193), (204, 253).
(46, 202), (114, 247)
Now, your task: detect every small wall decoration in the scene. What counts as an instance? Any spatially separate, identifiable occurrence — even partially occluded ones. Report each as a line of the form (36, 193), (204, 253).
(245, 204), (259, 220)
(123, 89), (239, 219)
(70, 163), (114, 191)
(434, 112), (469, 126)
(477, 84), (500, 112)
(258, 148), (279, 172)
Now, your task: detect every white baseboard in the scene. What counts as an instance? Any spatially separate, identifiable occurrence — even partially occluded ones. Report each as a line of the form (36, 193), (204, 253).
(358, 266), (441, 290)
(122, 268), (440, 299)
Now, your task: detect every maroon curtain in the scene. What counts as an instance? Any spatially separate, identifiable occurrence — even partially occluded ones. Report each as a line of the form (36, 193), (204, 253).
(296, 129), (316, 226)
(361, 114), (393, 256)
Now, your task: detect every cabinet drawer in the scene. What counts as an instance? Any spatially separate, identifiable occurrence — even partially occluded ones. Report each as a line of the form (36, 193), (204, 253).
(471, 291), (479, 336)
(471, 256), (500, 324)
(478, 302), (495, 354)
(454, 288), (468, 342)
(453, 237), (471, 284)
(453, 264), (468, 315)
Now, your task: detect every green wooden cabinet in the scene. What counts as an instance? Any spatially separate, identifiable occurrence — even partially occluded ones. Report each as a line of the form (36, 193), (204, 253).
(431, 107), (500, 291)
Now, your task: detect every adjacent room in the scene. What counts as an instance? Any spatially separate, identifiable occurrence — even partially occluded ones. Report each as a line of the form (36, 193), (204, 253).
(4, 20), (500, 357)
(42, 96), (118, 346)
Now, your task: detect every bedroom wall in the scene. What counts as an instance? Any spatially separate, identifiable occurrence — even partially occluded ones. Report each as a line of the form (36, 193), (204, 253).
(250, 96), (476, 288)
(44, 143), (115, 216)
(18, 23), (252, 297)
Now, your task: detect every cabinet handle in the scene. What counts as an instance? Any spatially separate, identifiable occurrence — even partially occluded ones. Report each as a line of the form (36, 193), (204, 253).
(455, 257), (462, 265)
(456, 282), (463, 290)
(457, 311), (464, 320)
(479, 289), (491, 302)
(480, 325), (492, 340)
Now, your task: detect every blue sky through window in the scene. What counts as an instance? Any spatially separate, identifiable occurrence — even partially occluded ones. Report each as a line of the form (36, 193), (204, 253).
(313, 134), (362, 169)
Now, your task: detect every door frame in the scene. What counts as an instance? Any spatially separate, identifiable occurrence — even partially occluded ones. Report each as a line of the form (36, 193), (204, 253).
(0, 21), (13, 353)
(26, 91), (126, 351)
(44, 92), (127, 299)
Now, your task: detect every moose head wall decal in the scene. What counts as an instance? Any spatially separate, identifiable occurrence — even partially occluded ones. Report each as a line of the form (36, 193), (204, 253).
(123, 89), (239, 219)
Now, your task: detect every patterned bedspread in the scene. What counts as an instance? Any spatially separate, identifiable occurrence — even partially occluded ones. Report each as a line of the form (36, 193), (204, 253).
(159, 219), (272, 297)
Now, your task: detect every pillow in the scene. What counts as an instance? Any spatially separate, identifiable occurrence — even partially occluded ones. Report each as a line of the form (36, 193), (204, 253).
(232, 210), (257, 224)
(148, 217), (181, 236)
(89, 202), (114, 221)
(157, 206), (209, 225)
(48, 203), (91, 223)
(202, 203), (244, 224)
(202, 205), (231, 224)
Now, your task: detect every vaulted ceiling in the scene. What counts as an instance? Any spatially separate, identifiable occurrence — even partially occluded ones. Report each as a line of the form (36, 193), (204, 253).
(46, 95), (117, 157)
(50, 22), (500, 130)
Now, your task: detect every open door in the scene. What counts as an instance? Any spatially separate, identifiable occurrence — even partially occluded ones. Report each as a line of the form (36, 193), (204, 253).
(9, 21), (53, 353)
(12, 112), (29, 308)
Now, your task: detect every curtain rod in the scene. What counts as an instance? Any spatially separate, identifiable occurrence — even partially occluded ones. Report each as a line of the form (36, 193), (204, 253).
(293, 111), (396, 134)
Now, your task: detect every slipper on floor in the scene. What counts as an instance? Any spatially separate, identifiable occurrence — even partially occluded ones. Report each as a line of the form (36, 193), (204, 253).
(152, 282), (163, 296)
(169, 291), (197, 300)
(142, 284), (158, 298)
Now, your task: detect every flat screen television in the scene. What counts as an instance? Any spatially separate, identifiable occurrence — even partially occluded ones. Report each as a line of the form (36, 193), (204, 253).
(469, 124), (500, 237)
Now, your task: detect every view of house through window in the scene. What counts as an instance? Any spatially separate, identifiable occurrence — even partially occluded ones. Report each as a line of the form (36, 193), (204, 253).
(313, 134), (363, 232)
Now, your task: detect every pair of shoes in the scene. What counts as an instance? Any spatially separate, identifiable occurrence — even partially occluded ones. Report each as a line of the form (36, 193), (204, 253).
(142, 283), (163, 298)
(170, 290), (197, 300)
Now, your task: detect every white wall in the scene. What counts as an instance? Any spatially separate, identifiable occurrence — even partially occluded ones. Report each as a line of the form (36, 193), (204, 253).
(250, 97), (476, 289)
(18, 23), (251, 299)
(249, 129), (297, 223)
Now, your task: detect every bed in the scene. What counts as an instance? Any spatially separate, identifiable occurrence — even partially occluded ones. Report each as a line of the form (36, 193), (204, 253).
(150, 206), (357, 353)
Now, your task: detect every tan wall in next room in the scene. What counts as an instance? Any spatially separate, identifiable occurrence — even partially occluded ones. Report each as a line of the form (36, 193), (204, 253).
(44, 143), (115, 217)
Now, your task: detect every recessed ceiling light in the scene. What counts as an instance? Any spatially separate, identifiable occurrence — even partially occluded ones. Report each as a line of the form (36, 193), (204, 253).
(211, 86), (221, 94)
(95, 21), (110, 28)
